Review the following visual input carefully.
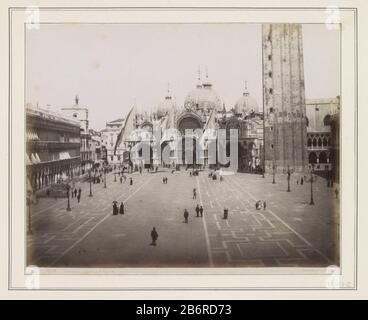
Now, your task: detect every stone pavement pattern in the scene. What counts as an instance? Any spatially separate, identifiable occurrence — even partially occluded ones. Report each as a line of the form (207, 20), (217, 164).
(28, 170), (339, 268)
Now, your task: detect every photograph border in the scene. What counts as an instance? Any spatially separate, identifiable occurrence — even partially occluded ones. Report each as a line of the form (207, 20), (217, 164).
(7, 5), (358, 292)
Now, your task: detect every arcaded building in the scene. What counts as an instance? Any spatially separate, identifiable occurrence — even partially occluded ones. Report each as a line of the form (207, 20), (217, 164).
(26, 103), (81, 191)
(305, 97), (340, 172)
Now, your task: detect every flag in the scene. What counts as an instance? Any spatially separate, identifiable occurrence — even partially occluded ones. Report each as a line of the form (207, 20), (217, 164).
(200, 108), (217, 147)
(114, 105), (136, 155)
(204, 107), (216, 131)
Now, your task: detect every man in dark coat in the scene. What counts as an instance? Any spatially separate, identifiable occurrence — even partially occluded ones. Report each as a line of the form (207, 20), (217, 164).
(112, 201), (118, 215)
(184, 209), (189, 223)
(119, 202), (125, 214)
(150, 227), (158, 246)
(193, 188), (197, 199)
(195, 204), (200, 217)
(130, 178), (133, 185)
(223, 208), (229, 220)
(199, 206), (204, 217)
(74, 188), (77, 197)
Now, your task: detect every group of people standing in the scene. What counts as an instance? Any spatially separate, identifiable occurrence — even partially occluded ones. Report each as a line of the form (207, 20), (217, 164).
(112, 201), (125, 215)
(255, 200), (266, 210)
(71, 187), (82, 203)
(162, 177), (168, 184)
(182, 204), (204, 223)
(208, 171), (223, 181)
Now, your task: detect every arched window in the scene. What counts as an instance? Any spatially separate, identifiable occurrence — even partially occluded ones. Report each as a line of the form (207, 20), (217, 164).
(323, 138), (328, 147)
(318, 138), (322, 147)
(319, 152), (327, 164)
(307, 138), (312, 147)
(323, 115), (331, 126)
(312, 139), (317, 147)
(309, 152), (317, 164)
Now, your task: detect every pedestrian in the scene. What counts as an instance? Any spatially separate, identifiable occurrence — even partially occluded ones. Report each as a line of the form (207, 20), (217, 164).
(130, 177), (133, 185)
(165, 177), (168, 184)
(195, 204), (200, 217)
(335, 188), (339, 199)
(77, 192), (81, 203)
(120, 176), (123, 184)
(184, 209), (189, 223)
(119, 202), (125, 215)
(199, 205), (204, 217)
(150, 227), (158, 246)
(74, 188), (77, 197)
(193, 188), (197, 199)
(112, 201), (118, 215)
(162, 177), (165, 184)
(263, 201), (266, 210)
(189, 171), (192, 177)
(223, 208), (229, 220)
(78, 187), (81, 196)
(300, 177), (304, 185)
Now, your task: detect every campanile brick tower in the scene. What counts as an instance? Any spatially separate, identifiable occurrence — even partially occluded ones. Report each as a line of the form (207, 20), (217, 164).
(263, 24), (308, 173)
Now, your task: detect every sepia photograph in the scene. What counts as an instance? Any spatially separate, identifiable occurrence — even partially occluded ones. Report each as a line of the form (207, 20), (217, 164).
(24, 22), (341, 269)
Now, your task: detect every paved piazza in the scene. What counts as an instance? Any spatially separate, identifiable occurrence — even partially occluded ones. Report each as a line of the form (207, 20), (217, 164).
(28, 170), (339, 268)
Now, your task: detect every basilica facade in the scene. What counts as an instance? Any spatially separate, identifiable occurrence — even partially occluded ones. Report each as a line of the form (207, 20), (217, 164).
(114, 71), (264, 173)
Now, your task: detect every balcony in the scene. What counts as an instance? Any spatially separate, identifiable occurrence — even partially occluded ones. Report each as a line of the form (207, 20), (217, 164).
(27, 140), (81, 151)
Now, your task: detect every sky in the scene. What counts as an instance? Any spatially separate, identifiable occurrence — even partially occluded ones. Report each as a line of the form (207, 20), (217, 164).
(26, 24), (340, 131)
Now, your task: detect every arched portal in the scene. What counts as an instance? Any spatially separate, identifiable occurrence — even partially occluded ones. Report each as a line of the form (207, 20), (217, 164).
(177, 113), (202, 135)
(181, 137), (198, 167)
(221, 141), (248, 172)
(177, 113), (202, 168)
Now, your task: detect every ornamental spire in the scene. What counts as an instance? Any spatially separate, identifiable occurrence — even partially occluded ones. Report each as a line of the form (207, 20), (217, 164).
(165, 82), (172, 100)
(243, 81), (249, 96)
(196, 66), (202, 88)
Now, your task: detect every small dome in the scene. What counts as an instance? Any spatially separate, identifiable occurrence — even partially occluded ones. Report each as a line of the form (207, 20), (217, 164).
(234, 83), (259, 115)
(156, 86), (175, 118)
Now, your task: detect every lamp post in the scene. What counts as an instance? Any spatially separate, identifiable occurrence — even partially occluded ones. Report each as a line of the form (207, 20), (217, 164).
(26, 191), (32, 235)
(104, 167), (107, 188)
(66, 184), (71, 211)
(272, 164), (276, 184)
(88, 169), (93, 197)
(306, 163), (317, 205)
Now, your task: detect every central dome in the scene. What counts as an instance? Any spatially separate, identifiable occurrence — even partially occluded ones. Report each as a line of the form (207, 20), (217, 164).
(184, 70), (222, 113)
